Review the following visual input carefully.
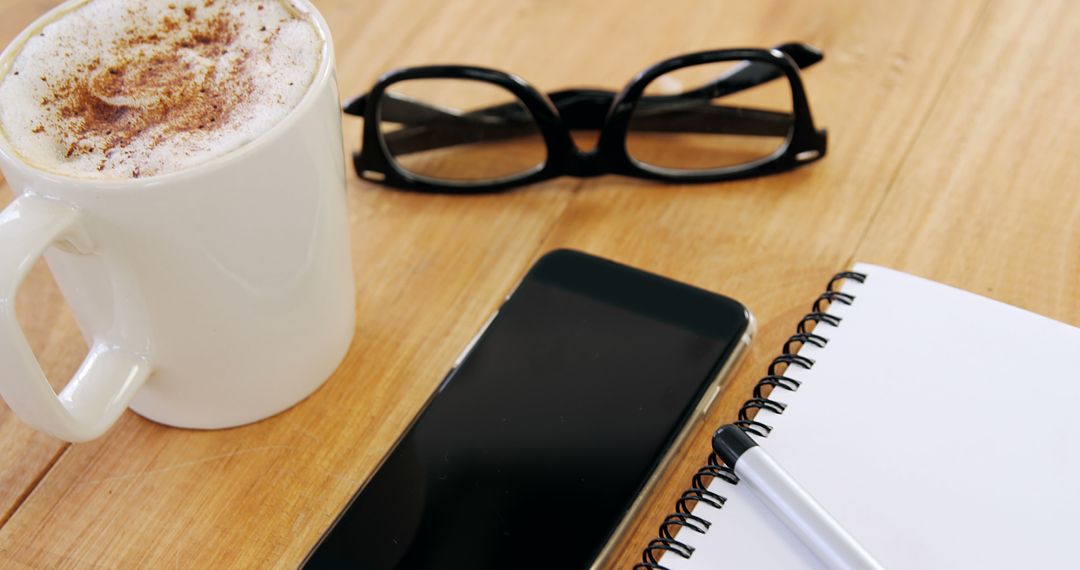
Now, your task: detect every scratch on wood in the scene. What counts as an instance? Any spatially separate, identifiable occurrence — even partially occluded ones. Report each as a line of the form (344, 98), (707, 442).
(291, 508), (309, 535)
(327, 473), (363, 486)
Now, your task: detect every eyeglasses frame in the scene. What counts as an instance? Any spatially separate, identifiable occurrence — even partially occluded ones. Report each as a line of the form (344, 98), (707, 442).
(346, 47), (827, 194)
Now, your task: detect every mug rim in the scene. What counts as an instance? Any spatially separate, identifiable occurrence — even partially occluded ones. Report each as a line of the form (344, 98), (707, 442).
(0, 0), (337, 190)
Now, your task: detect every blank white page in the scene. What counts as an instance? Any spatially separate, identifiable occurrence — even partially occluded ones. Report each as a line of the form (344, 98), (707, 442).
(662, 264), (1080, 569)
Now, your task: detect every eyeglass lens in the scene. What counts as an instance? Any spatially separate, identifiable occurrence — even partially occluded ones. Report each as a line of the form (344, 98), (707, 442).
(377, 79), (547, 183)
(625, 60), (794, 172)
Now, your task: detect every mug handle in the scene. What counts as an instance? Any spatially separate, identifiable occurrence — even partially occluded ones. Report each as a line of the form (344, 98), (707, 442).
(0, 194), (152, 442)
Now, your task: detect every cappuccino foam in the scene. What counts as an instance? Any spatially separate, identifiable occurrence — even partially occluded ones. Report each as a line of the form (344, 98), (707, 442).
(0, 0), (321, 179)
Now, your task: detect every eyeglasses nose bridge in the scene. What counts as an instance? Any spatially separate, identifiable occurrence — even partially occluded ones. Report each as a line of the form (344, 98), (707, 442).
(566, 150), (606, 178)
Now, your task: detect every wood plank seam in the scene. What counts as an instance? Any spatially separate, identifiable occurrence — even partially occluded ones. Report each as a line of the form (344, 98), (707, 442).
(0, 444), (67, 528)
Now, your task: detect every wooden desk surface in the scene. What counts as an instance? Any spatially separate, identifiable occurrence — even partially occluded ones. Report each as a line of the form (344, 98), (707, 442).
(0, 0), (1077, 567)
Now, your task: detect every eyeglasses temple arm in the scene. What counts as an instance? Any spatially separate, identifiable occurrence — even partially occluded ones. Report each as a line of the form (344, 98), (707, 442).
(381, 102), (790, 156)
(342, 94), (367, 116)
(774, 42), (825, 68)
(628, 105), (792, 136)
(344, 92), (472, 125)
(382, 119), (541, 156)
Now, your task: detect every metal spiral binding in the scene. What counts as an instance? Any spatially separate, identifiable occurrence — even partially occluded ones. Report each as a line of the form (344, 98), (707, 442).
(632, 270), (866, 570)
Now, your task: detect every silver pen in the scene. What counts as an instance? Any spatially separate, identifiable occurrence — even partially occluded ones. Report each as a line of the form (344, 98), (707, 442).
(713, 424), (885, 570)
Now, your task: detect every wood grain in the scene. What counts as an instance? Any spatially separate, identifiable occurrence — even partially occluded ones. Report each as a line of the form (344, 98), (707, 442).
(0, 0), (1075, 568)
(854, 0), (1080, 322)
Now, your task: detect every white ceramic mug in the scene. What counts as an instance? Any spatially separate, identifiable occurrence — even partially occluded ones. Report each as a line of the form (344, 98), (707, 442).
(0, 0), (355, 442)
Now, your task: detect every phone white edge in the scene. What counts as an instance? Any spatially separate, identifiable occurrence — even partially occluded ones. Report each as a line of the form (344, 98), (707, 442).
(589, 307), (756, 570)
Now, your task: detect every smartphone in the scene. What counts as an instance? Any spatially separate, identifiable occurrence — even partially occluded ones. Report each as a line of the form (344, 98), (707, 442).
(304, 250), (753, 569)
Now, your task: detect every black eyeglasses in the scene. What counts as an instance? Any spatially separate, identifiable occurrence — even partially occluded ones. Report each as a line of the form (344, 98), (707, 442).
(343, 43), (827, 194)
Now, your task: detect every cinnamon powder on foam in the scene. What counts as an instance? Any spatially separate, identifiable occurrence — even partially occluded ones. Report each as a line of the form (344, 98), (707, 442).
(0, 0), (320, 179)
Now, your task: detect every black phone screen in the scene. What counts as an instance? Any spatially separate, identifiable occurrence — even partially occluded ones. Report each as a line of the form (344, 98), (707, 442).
(305, 250), (750, 570)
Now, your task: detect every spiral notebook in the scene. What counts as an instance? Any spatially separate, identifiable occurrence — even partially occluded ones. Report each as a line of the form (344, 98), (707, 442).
(639, 264), (1080, 569)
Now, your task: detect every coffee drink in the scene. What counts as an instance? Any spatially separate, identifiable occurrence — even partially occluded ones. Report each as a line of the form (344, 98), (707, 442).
(0, 0), (321, 179)
(0, 0), (353, 442)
